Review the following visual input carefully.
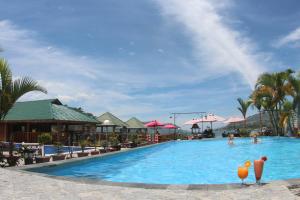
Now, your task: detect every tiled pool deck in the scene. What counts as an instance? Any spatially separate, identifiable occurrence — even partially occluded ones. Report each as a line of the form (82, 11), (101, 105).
(1, 167), (300, 200)
(1, 146), (300, 199)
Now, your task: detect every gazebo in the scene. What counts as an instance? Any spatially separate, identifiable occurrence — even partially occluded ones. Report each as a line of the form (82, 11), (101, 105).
(126, 117), (148, 142)
(97, 112), (128, 142)
(126, 117), (147, 134)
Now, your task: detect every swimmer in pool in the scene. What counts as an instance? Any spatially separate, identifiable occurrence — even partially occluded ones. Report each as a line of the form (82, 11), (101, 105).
(228, 133), (234, 145)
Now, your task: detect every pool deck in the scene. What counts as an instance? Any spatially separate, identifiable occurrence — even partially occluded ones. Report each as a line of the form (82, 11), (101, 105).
(1, 167), (300, 200)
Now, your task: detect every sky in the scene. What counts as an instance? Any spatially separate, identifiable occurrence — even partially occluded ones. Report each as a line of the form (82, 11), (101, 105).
(0, 0), (299, 128)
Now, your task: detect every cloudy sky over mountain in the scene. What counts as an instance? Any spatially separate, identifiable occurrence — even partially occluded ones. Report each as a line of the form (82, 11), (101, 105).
(0, 0), (299, 127)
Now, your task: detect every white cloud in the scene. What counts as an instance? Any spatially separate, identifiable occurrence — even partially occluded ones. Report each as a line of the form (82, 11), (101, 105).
(0, 18), (255, 126)
(275, 27), (300, 47)
(154, 0), (266, 88)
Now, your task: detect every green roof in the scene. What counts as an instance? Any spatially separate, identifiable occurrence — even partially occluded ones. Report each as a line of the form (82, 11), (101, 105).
(126, 117), (146, 129)
(97, 112), (128, 127)
(4, 99), (99, 123)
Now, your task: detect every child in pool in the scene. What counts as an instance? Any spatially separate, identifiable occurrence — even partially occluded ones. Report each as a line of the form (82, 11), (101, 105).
(228, 133), (234, 145)
(253, 134), (260, 144)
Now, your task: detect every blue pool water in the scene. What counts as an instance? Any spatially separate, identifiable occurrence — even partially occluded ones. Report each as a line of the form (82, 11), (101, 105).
(28, 137), (300, 184)
(13, 144), (92, 155)
(44, 145), (93, 155)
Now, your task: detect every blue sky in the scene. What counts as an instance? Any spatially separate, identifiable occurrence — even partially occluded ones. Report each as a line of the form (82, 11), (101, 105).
(0, 0), (299, 127)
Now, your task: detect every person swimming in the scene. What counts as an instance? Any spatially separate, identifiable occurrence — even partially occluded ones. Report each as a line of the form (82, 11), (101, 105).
(253, 134), (259, 144)
(228, 133), (234, 145)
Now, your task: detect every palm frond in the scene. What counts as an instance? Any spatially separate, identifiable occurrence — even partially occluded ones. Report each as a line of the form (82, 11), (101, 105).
(11, 77), (47, 101)
(0, 58), (12, 92)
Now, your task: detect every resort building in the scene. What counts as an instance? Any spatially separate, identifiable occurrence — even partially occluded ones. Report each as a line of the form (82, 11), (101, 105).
(0, 99), (99, 145)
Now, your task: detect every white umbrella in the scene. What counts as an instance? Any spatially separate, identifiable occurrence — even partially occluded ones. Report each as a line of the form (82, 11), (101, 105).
(224, 117), (244, 124)
(184, 118), (202, 125)
(200, 114), (225, 130)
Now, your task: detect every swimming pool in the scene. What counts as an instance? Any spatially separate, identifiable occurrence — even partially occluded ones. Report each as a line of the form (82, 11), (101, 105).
(28, 137), (300, 184)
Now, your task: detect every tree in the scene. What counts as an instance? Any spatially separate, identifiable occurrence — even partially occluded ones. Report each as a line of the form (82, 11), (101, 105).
(0, 58), (47, 120)
(0, 58), (47, 158)
(237, 98), (252, 128)
(250, 93), (264, 134)
(278, 101), (293, 135)
(251, 69), (295, 135)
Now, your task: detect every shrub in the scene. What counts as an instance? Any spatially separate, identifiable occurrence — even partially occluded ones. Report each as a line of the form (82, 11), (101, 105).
(79, 139), (88, 152)
(109, 133), (120, 147)
(129, 133), (140, 144)
(100, 140), (108, 149)
(37, 133), (52, 145)
(239, 128), (250, 137)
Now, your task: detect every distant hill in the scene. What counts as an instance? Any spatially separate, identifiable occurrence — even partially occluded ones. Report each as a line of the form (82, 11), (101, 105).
(217, 112), (272, 131)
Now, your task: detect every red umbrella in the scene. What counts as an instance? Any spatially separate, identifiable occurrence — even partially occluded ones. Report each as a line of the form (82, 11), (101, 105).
(163, 124), (177, 129)
(145, 120), (164, 127)
(145, 120), (164, 142)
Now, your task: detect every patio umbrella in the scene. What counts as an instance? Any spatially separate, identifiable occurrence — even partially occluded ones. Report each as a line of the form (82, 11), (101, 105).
(145, 120), (164, 134)
(163, 124), (178, 138)
(224, 117), (244, 129)
(184, 119), (202, 125)
(144, 120), (164, 142)
(145, 120), (164, 127)
(163, 124), (177, 129)
(201, 114), (225, 130)
(224, 117), (244, 124)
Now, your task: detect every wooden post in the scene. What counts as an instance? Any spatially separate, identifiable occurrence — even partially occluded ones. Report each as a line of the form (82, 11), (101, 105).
(26, 123), (29, 142)
(57, 122), (60, 144)
(4, 123), (7, 141)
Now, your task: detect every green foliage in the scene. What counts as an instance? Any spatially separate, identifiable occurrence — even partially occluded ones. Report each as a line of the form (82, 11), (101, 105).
(37, 133), (52, 145)
(100, 140), (108, 148)
(239, 129), (250, 137)
(249, 69), (300, 135)
(237, 98), (252, 119)
(128, 133), (140, 144)
(109, 133), (120, 147)
(79, 139), (88, 152)
(0, 58), (47, 120)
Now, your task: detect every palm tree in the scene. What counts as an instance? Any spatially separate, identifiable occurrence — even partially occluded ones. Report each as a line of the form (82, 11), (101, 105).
(253, 69), (295, 135)
(237, 98), (252, 128)
(0, 58), (47, 119)
(278, 100), (293, 135)
(0, 58), (47, 141)
(250, 93), (263, 134)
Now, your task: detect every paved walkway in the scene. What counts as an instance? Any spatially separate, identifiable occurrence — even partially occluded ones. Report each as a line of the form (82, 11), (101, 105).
(0, 168), (299, 200)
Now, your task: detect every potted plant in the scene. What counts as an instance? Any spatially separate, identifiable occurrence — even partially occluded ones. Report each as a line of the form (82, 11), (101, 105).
(52, 142), (65, 161)
(36, 133), (52, 163)
(109, 133), (121, 151)
(77, 139), (89, 157)
(18, 144), (36, 165)
(100, 140), (108, 153)
(90, 140), (100, 155)
(0, 142), (20, 167)
(128, 133), (139, 148)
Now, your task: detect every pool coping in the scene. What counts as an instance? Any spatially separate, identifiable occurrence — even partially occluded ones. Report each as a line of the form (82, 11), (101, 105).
(8, 139), (300, 191)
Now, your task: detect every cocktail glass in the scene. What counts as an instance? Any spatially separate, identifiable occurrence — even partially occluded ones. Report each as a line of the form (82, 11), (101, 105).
(238, 166), (248, 185)
(254, 160), (264, 184)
